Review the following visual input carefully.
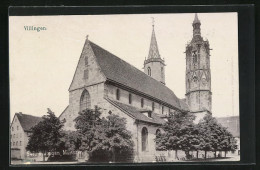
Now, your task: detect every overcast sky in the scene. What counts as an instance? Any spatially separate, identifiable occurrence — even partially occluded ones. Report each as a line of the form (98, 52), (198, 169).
(9, 13), (239, 120)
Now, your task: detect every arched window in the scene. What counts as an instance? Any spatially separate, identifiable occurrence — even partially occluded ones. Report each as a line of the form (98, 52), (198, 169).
(142, 127), (148, 151)
(13, 134), (15, 138)
(152, 102), (155, 111)
(147, 67), (151, 76)
(20, 141), (22, 146)
(141, 98), (144, 108)
(85, 56), (88, 65)
(16, 141), (18, 146)
(161, 67), (164, 78)
(162, 105), (164, 114)
(116, 89), (120, 100)
(129, 93), (132, 104)
(80, 90), (91, 112)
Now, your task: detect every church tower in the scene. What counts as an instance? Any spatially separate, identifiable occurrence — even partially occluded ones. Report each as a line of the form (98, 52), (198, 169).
(185, 14), (212, 119)
(144, 19), (165, 85)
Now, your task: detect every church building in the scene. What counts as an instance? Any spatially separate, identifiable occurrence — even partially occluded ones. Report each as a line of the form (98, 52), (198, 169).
(59, 14), (211, 162)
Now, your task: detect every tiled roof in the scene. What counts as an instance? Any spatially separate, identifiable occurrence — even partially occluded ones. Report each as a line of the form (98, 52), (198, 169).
(106, 98), (166, 125)
(16, 113), (42, 132)
(89, 41), (182, 110)
(216, 116), (240, 137)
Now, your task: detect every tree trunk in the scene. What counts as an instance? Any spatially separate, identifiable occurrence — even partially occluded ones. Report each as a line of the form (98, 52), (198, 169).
(204, 151), (207, 160)
(112, 147), (115, 162)
(43, 152), (45, 162)
(214, 151), (216, 158)
(225, 151), (227, 157)
(175, 150), (178, 160)
(196, 151), (199, 159)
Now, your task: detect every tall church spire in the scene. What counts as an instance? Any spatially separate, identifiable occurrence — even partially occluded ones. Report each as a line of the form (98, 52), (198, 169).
(148, 18), (160, 59)
(193, 13), (200, 24)
(192, 13), (201, 38)
(144, 18), (165, 85)
(185, 13), (212, 122)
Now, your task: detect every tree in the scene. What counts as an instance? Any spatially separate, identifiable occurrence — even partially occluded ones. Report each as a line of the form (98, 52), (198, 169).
(197, 114), (237, 159)
(219, 127), (237, 157)
(26, 109), (65, 161)
(197, 114), (216, 159)
(155, 111), (197, 159)
(73, 107), (134, 162)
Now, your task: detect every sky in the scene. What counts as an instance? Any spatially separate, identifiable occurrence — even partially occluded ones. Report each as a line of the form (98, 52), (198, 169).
(9, 13), (239, 120)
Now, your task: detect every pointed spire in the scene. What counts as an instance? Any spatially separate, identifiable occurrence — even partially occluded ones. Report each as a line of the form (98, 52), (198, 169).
(193, 13), (200, 24)
(148, 18), (160, 59)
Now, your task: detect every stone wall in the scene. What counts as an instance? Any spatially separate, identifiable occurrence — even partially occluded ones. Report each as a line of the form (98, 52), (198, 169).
(105, 83), (174, 116)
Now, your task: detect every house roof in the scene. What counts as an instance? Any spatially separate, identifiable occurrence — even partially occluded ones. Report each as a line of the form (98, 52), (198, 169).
(15, 113), (42, 132)
(89, 41), (182, 110)
(216, 116), (240, 137)
(106, 98), (166, 125)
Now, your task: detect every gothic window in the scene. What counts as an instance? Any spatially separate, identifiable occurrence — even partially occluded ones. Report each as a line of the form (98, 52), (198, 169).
(142, 127), (148, 151)
(141, 98), (144, 108)
(80, 90), (91, 112)
(192, 51), (197, 63)
(148, 67), (151, 76)
(20, 141), (22, 146)
(129, 93), (132, 104)
(84, 69), (89, 79)
(85, 56), (88, 65)
(16, 141), (18, 146)
(201, 72), (207, 85)
(116, 89), (120, 100)
(152, 102), (155, 111)
(161, 67), (164, 78)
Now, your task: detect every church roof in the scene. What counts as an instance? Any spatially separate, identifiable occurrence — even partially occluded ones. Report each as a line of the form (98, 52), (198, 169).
(15, 113), (42, 132)
(216, 116), (240, 137)
(106, 98), (166, 125)
(89, 41), (182, 110)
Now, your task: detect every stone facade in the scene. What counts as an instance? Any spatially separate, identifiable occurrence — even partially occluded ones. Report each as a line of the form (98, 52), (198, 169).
(144, 59), (165, 85)
(185, 13), (212, 117)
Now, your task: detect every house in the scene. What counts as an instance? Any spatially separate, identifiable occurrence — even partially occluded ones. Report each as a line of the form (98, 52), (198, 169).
(10, 112), (42, 160)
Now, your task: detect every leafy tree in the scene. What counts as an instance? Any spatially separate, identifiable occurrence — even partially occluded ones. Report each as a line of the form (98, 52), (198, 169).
(26, 109), (65, 161)
(197, 114), (216, 159)
(73, 107), (134, 162)
(155, 111), (197, 159)
(218, 127), (237, 157)
(197, 114), (237, 159)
